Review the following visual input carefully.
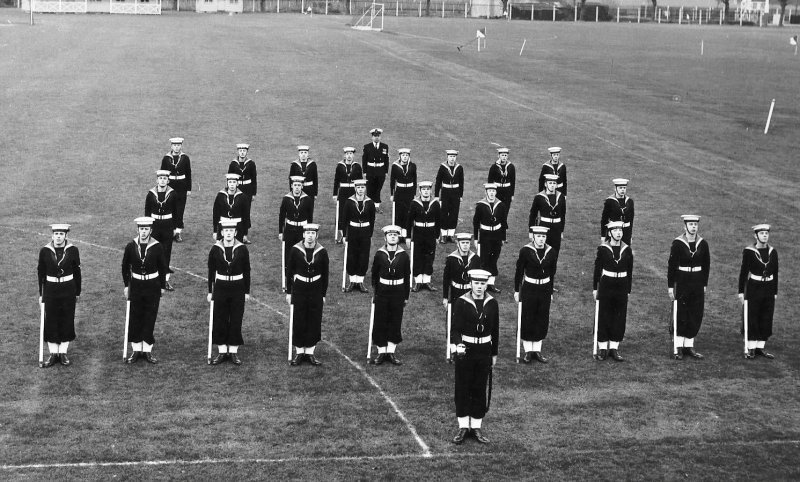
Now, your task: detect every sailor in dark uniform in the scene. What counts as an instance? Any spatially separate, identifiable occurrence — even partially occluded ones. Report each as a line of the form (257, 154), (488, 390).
(121, 217), (168, 364)
(538, 146), (567, 196)
(528, 173), (566, 271)
(667, 215), (710, 360)
(145, 170), (177, 291)
(593, 221), (634, 362)
(442, 233), (482, 361)
(450, 269), (498, 445)
(487, 147), (515, 212)
(738, 224), (779, 360)
(371, 225), (411, 365)
(362, 128), (389, 213)
(228, 144), (257, 244)
(37, 224), (81, 367)
(213, 173), (251, 243)
(333, 147), (363, 244)
(286, 223), (329, 366)
(407, 181), (440, 292)
(472, 183), (508, 293)
(160, 137), (191, 243)
(289, 145), (318, 198)
(279, 176), (315, 292)
(435, 149), (464, 244)
(514, 226), (557, 364)
(207, 220), (251, 366)
(600, 178), (635, 246)
(343, 179), (375, 293)
(389, 147), (417, 241)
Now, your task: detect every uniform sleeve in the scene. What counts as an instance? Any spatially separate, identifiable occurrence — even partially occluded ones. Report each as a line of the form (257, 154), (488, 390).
(37, 248), (47, 296)
(382, 144), (390, 174)
(442, 258), (451, 299)
(561, 164), (568, 197)
(307, 196), (315, 223)
(772, 250), (779, 295)
(286, 246), (295, 294)
(310, 164), (319, 197)
(667, 241), (678, 288)
(490, 299), (500, 356)
(628, 198), (634, 227)
(450, 299), (464, 344)
(406, 203), (416, 238)
(600, 200), (610, 237)
(560, 194), (566, 230)
(208, 248), (216, 294)
(184, 156), (192, 192)
(593, 246), (602, 291)
(320, 249), (329, 298)
(361, 145), (368, 172)
(144, 192), (153, 217)
(213, 194), (221, 231)
(737, 249), (748, 295)
(368, 202), (376, 229)
(121, 243), (131, 287)
(500, 203), (509, 241)
(403, 251), (411, 300)
(371, 252), (380, 290)
(342, 201), (351, 239)
(333, 165), (341, 197)
(528, 198), (539, 229)
(160, 155), (171, 170)
(701, 240), (710, 287)
(487, 165), (495, 183)
(157, 245), (168, 290)
(456, 166), (464, 198)
(538, 165), (546, 193)
(72, 247), (82, 297)
(432, 201), (441, 231)
(389, 164), (397, 194)
(514, 248), (525, 293)
(227, 161), (237, 174)
(278, 199), (286, 235)
(509, 164), (516, 198)
(626, 251), (634, 294)
(473, 205), (480, 240)
(243, 246), (251, 294)
(434, 167), (443, 197)
(243, 195), (252, 230)
(251, 163), (257, 197)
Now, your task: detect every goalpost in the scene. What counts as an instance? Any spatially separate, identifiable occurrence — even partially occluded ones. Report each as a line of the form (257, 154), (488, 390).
(351, 2), (384, 31)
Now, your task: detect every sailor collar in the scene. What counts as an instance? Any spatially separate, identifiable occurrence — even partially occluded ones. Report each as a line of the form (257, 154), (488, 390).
(447, 250), (477, 262)
(600, 241), (629, 255)
(459, 291), (495, 309)
(675, 233), (704, 249)
(45, 241), (76, 254)
(292, 242), (325, 257)
(378, 245), (406, 257)
(149, 186), (174, 197)
(284, 191), (309, 200)
(215, 240), (245, 252)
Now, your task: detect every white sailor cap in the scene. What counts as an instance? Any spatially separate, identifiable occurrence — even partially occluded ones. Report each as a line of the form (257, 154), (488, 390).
(225, 173), (241, 181)
(50, 223), (71, 232)
(543, 174), (559, 182)
(156, 169), (171, 177)
(752, 223), (771, 233)
(382, 225), (402, 235)
(303, 223), (321, 232)
(454, 232), (472, 241)
(236, 143), (250, 150)
(468, 269), (492, 281)
(398, 148), (411, 154)
(353, 178), (367, 186)
(134, 216), (155, 227)
(606, 220), (624, 230)
(289, 175), (305, 184)
(612, 178), (629, 186)
(497, 147), (510, 154)
(219, 219), (239, 229)
(418, 181), (433, 189)
(530, 226), (550, 234)
(343, 146), (356, 153)
(681, 214), (701, 223)
(548, 147), (562, 154)
(484, 182), (498, 190)
(370, 128), (383, 136)
(446, 149), (459, 156)
(169, 137), (184, 144)
(297, 145), (310, 151)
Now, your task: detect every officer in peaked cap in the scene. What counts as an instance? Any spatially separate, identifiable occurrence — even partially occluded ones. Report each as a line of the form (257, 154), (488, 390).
(738, 224), (779, 360)
(160, 137), (191, 243)
(37, 223), (81, 367)
(667, 215), (710, 360)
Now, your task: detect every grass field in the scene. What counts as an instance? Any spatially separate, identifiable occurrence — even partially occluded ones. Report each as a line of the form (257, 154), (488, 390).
(1, 9), (799, 480)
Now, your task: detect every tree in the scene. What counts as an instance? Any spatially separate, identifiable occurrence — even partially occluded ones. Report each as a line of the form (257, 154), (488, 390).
(720, 0), (729, 22)
(425, 0), (430, 16)
(778, 0), (789, 26)
(578, 0), (587, 20)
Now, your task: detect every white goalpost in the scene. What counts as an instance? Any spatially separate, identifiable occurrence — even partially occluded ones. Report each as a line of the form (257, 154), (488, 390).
(351, 2), (384, 31)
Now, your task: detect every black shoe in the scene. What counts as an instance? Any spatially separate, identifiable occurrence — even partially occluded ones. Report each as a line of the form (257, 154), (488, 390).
(684, 347), (704, 359)
(424, 283), (437, 292)
(388, 353), (402, 365)
(533, 352), (549, 363)
(472, 428), (490, 444)
(522, 352), (533, 364)
(290, 353), (304, 366)
(229, 353), (242, 365)
(174, 233), (183, 243)
(411, 283), (420, 292)
(486, 285), (501, 293)
(744, 349), (755, 359)
(343, 282), (354, 293)
(373, 353), (386, 365)
(357, 283), (369, 293)
(307, 355), (322, 366)
(242, 237), (251, 245)
(673, 349), (684, 360)
(755, 348), (774, 359)
(452, 428), (469, 444)
(609, 349), (624, 362)
(165, 281), (174, 292)
(595, 349), (607, 361)
(59, 353), (71, 366)
(144, 352), (158, 364)
(125, 351), (141, 364)
(210, 353), (228, 365)
(42, 353), (59, 368)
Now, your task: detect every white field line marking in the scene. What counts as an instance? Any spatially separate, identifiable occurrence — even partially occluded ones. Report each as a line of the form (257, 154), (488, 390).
(7, 225), (429, 456)
(323, 340), (432, 457)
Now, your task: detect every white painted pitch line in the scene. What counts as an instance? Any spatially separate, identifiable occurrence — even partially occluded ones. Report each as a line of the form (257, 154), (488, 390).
(5, 225), (430, 457)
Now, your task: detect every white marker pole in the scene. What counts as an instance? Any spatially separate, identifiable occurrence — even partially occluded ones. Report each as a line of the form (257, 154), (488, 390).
(516, 301), (522, 363)
(764, 98), (776, 134)
(122, 300), (131, 361)
(39, 301), (45, 367)
(592, 299), (599, 358)
(743, 300), (749, 356)
(701, 39), (704, 56)
(446, 302), (452, 361)
(519, 38), (526, 56)
(367, 302), (375, 361)
(341, 240), (349, 291)
(288, 303), (295, 361)
(672, 299), (678, 356)
(281, 240), (286, 291)
(207, 300), (214, 364)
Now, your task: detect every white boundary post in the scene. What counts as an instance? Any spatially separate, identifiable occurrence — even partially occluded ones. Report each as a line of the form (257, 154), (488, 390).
(446, 303), (452, 361)
(573, 4), (577, 21)
(595, 5), (598, 21)
(207, 300), (214, 364)
(637, 7), (640, 23)
(288, 303), (294, 361)
(367, 302), (375, 361)
(515, 302), (522, 363)
(672, 299), (678, 356)
(592, 300), (599, 357)
(39, 302), (45, 367)
(552, 4), (555, 21)
(441, 0), (444, 17)
(743, 300), (749, 356)
(764, 98), (776, 134)
(616, 7), (619, 22)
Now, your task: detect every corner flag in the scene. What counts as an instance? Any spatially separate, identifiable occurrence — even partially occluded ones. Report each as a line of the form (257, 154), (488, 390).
(477, 28), (486, 39)
(790, 35), (798, 46)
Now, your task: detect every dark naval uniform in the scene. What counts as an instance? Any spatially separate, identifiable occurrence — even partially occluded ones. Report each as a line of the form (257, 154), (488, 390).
(601, 195), (635, 246)
(667, 234), (710, 344)
(407, 196), (441, 288)
(389, 160), (417, 237)
(362, 141), (389, 206)
(473, 198), (508, 286)
(451, 292), (499, 424)
(208, 240), (251, 348)
(122, 237), (168, 347)
(228, 158), (257, 199)
(487, 161), (516, 210)
(435, 161), (464, 239)
(287, 242), (329, 352)
(289, 159), (319, 198)
(333, 160), (363, 233)
(538, 161), (567, 196)
(160, 150), (191, 233)
(593, 241), (634, 351)
(213, 188), (252, 241)
(343, 195), (376, 286)
(371, 246), (411, 353)
(145, 187), (176, 269)
(528, 190), (566, 261)
(442, 250), (482, 303)
(38, 241), (81, 346)
(514, 243), (557, 348)
(738, 244), (779, 348)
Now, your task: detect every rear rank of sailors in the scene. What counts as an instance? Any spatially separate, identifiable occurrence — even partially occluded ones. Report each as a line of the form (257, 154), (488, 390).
(279, 176), (315, 291)
(407, 181), (440, 292)
(145, 170), (177, 291)
(342, 178), (375, 293)
(333, 147), (363, 244)
(213, 173), (251, 243)
(435, 149), (464, 244)
(389, 147), (417, 242)
(370, 225), (411, 365)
